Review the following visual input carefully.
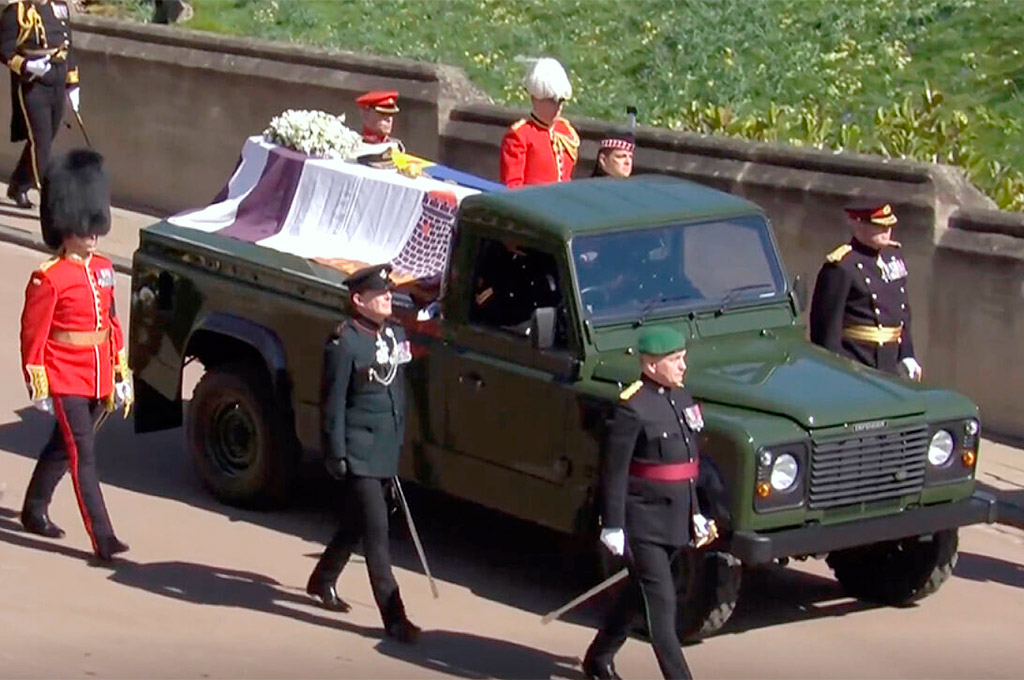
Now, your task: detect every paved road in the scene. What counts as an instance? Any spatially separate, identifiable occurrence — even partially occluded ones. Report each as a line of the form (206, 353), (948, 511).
(0, 240), (1022, 679)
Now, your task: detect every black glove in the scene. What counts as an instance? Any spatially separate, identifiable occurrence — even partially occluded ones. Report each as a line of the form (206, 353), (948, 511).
(324, 456), (347, 480)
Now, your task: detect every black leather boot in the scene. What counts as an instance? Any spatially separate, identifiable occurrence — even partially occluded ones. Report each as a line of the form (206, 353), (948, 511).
(382, 591), (420, 644)
(582, 652), (623, 680)
(95, 536), (130, 561)
(6, 184), (32, 209)
(306, 571), (351, 613)
(21, 510), (65, 539)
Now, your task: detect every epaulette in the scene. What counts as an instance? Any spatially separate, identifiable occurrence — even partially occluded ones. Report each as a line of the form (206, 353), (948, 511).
(510, 118), (527, 132)
(826, 244), (852, 263)
(619, 380), (642, 401)
(37, 256), (60, 273)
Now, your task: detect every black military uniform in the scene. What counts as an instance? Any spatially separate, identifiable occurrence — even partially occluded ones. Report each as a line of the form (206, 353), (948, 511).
(0, 0), (78, 208)
(472, 240), (561, 329)
(809, 203), (917, 375)
(306, 263), (420, 643)
(584, 328), (712, 680)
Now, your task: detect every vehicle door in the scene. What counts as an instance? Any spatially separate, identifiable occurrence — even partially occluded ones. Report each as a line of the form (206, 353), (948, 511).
(433, 232), (581, 523)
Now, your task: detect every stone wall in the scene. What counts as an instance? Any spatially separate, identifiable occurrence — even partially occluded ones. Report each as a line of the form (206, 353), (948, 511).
(928, 209), (1024, 438)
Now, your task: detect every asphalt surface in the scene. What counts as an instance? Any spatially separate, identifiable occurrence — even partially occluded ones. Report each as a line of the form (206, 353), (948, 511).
(0, 238), (1022, 679)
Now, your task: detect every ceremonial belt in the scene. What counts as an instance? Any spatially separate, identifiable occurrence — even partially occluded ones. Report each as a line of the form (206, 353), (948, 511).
(843, 325), (902, 345)
(50, 328), (110, 346)
(19, 46), (68, 61)
(629, 459), (698, 482)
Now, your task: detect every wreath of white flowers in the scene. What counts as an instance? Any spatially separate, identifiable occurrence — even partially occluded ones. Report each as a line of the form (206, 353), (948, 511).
(263, 109), (363, 159)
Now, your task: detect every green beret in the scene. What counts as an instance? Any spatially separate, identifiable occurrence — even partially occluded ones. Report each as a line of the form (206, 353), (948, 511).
(638, 327), (687, 356)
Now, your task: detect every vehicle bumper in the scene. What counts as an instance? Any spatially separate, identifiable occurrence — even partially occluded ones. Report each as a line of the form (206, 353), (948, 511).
(730, 491), (998, 565)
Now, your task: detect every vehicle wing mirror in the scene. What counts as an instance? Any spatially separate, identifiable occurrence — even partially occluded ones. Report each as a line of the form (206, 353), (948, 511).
(791, 274), (808, 313)
(530, 307), (557, 350)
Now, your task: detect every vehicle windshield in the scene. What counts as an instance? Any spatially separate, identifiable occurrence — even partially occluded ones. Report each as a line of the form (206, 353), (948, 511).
(571, 215), (786, 325)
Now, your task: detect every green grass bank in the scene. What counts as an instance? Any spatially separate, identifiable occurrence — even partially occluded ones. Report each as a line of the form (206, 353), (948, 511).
(110, 0), (1024, 210)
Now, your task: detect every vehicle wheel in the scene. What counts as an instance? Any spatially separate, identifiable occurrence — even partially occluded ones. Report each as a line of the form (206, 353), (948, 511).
(187, 362), (297, 508)
(675, 549), (743, 641)
(826, 529), (958, 605)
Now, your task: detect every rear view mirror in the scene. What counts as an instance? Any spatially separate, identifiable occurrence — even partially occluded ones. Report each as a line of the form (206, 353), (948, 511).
(791, 274), (808, 314)
(530, 307), (557, 350)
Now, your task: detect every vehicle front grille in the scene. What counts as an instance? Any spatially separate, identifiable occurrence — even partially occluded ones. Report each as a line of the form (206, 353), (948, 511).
(809, 424), (929, 510)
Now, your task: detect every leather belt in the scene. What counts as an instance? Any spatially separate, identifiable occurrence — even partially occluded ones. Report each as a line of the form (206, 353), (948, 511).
(843, 325), (902, 345)
(50, 328), (110, 346)
(629, 459), (698, 482)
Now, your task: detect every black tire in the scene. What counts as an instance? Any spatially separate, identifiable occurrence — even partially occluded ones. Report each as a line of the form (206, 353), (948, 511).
(187, 362), (297, 508)
(675, 549), (743, 641)
(826, 529), (959, 606)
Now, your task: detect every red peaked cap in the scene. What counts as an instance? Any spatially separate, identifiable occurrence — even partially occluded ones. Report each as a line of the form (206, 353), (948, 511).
(844, 201), (898, 227)
(355, 90), (400, 114)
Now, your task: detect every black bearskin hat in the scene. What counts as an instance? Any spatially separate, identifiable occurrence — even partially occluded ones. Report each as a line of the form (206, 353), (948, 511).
(40, 149), (111, 250)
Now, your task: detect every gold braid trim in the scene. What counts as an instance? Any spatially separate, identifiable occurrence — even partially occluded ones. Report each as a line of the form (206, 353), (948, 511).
(619, 380), (642, 401)
(114, 349), (133, 417)
(65, 67), (78, 85)
(552, 118), (580, 162)
(114, 348), (130, 381)
(26, 364), (48, 401)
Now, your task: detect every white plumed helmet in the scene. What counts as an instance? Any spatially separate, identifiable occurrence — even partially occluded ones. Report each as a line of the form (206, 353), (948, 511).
(522, 57), (573, 101)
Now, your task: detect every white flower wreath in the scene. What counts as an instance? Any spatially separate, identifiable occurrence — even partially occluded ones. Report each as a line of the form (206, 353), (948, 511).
(263, 109), (363, 159)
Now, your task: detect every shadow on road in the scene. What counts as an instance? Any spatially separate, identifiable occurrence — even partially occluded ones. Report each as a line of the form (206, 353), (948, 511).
(377, 631), (583, 679)
(954, 551), (1024, 589)
(716, 563), (874, 639)
(0, 510), (583, 679)
(3, 405), (1021, 648)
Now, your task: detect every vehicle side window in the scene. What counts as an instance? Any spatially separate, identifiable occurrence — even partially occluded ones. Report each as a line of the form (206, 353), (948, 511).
(468, 237), (565, 346)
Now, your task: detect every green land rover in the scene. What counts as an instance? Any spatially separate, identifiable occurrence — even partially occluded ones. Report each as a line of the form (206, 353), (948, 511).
(129, 175), (996, 639)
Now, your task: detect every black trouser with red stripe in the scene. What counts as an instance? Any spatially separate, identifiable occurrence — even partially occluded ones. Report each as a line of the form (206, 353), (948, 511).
(9, 79), (65, 193)
(22, 395), (115, 551)
(586, 540), (693, 679)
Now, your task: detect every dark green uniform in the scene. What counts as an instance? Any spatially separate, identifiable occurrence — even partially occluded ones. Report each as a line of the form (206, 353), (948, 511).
(322, 317), (408, 478)
(309, 309), (418, 637)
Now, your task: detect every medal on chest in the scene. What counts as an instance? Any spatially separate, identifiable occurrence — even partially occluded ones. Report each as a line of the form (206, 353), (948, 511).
(683, 403), (704, 432)
(876, 254), (908, 283)
(368, 327), (412, 386)
(95, 267), (115, 288)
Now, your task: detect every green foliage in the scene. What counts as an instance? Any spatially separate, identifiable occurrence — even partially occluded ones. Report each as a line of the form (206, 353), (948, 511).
(140, 0), (1024, 210)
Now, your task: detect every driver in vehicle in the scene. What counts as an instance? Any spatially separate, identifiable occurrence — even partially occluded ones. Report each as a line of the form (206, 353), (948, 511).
(472, 240), (561, 332)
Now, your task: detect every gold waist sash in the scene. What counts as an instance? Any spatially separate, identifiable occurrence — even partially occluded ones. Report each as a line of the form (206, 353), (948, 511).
(842, 325), (902, 344)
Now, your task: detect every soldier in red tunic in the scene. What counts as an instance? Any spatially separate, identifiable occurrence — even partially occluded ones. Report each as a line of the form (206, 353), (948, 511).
(355, 90), (403, 149)
(19, 149), (133, 562)
(499, 57), (579, 188)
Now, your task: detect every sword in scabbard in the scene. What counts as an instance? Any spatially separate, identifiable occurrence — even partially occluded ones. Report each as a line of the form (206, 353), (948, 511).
(93, 408), (111, 433)
(72, 109), (92, 148)
(541, 567), (629, 625)
(392, 476), (439, 599)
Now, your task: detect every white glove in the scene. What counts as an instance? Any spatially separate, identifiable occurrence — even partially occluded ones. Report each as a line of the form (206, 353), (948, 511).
(24, 56), (51, 78)
(32, 398), (54, 414)
(898, 357), (923, 382)
(693, 513), (710, 537)
(114, 380), (133, 413)
(599, 528), (625, 557)
(68, 87), (80, 113)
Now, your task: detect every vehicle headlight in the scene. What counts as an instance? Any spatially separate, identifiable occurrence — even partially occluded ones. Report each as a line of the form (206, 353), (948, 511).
(965, 419), (979, 437)
(770, 453), (799, 491)
(928, 430), (955, 466)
